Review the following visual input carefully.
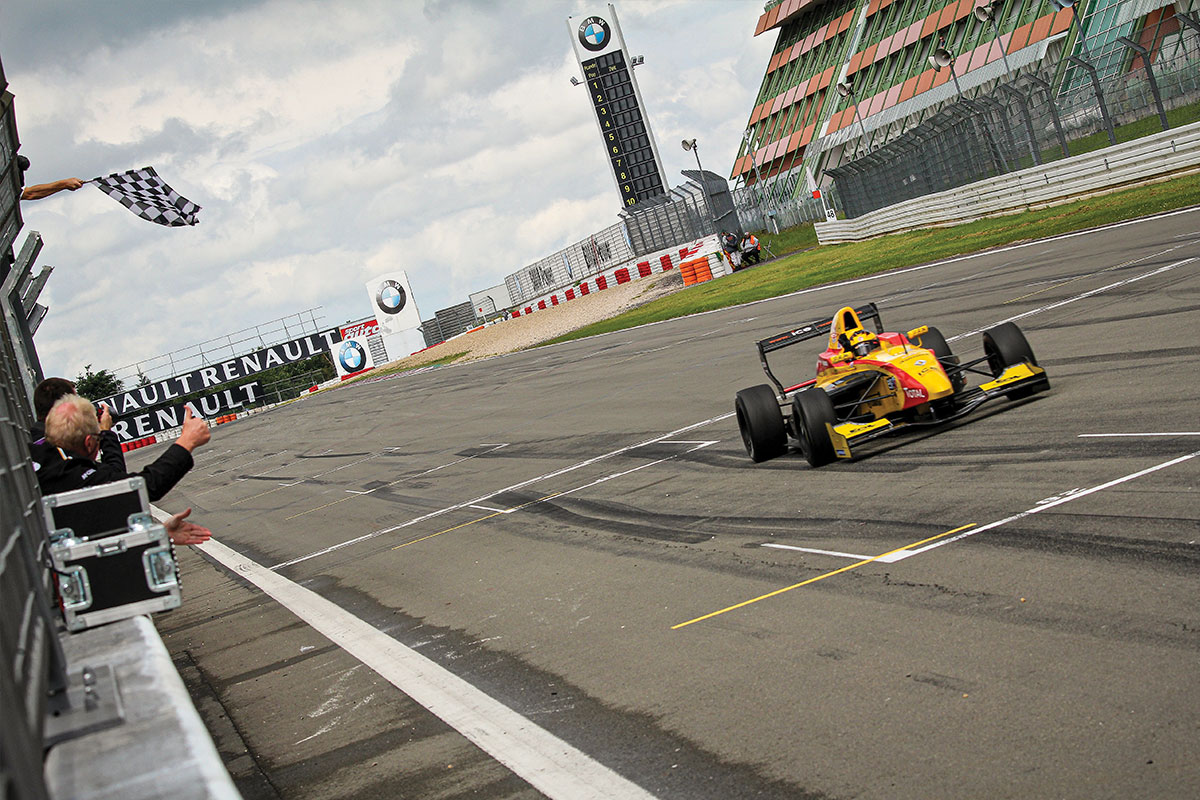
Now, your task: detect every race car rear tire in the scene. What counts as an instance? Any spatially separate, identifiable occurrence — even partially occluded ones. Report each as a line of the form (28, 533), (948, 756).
(792, 389), (838, 468)
(735, 385), (786, 463)
(983, 322), (1047, 399)
(918, 326), (965, 394)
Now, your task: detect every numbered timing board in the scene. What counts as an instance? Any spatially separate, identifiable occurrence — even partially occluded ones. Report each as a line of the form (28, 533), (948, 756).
(568, 5), (669, 210)
(582, 51), (666, 207)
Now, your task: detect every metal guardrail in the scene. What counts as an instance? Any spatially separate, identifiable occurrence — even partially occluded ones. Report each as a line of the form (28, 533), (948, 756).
(813, 119), (1200, 244)
(0, 306), (66, 800)
(1, 53), (66, 800)
(3, 53), (231, 800)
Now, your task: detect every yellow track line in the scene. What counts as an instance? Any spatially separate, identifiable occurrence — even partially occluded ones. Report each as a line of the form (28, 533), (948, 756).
(671, 523), (976, 630)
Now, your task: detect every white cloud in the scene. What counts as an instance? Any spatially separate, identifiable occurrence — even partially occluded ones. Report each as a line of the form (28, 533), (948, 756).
(3, 0), (774, 381)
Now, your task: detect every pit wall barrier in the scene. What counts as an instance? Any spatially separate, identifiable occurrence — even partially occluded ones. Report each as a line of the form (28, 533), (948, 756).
(508, 234), (727, 320)
(813, 121), (1200, 245)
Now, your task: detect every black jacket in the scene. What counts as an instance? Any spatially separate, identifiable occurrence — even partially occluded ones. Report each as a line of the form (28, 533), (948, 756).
(30, 430), (194, 501)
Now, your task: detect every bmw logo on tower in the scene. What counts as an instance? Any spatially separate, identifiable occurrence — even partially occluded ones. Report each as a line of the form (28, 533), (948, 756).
(375, 279), (407, 315)
(365, 271), (422, 337)
(577, 16), (610, 51)
(566, 4), (670, 211)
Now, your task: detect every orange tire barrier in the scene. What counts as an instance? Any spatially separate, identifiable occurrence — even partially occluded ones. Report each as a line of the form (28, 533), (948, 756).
(680, 257), (712, 286)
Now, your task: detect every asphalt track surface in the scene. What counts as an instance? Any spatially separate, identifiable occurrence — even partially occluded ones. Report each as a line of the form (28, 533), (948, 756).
(148, 208), (1200, 800)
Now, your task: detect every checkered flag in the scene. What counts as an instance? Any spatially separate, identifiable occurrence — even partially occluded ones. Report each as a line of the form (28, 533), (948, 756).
(87, 166), (202, 227)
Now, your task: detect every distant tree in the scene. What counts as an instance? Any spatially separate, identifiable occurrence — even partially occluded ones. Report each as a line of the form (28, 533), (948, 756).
(136, 369), (152, 387)
(74, 364), (124, 400)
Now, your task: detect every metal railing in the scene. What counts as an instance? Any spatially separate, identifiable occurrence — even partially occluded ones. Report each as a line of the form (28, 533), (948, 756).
(505, 220), (635, 308)
(0, 288), (65, 800)
(503, 174), (742, 309)
(2, 53), (65, 800)
(732, 182), (834, 232)
(111, 308), (330, 387)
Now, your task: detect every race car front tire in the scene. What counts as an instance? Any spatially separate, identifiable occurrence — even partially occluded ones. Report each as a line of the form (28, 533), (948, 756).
(792, 389), (837, 468)
(735, 385), (787, 463)
(982, 322), (1048, 399)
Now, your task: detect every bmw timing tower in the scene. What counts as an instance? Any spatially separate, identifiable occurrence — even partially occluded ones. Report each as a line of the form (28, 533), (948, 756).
(567, 5), (670, 210)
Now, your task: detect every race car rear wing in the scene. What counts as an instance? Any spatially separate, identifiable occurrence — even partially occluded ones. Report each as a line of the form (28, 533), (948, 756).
(756, 302), (884, 394)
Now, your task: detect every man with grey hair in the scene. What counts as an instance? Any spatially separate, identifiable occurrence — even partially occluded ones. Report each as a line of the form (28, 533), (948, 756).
(30, 395), (214, 545)
(31, 394), (210, 502)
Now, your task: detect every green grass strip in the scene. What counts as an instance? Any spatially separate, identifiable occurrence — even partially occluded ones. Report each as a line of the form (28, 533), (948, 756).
(541, 170), (1200, 347)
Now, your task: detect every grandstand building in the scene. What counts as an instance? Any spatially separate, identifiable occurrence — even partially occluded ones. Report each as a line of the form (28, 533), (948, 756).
(731, 0), (1199, 201)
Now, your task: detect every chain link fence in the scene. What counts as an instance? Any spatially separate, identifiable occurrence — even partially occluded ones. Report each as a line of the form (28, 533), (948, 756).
(828, 5), (1200, 219)
(733, 180), (835, 232)
(620, 171), (738, 253)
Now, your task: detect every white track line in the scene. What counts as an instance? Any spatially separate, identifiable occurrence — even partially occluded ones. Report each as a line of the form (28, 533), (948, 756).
(948, 257), (1195, 342)
(273, 415), (732, 569)
(762, 543), (909, 563)
(760, 450), (1198, 563)
(149, 511), (657, 800)
(270, 248), (1195, 569)
(890, 449), (1200, 561)
(1079, 432), (1200, 437)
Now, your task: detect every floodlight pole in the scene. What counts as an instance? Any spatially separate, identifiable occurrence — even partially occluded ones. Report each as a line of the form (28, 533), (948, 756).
(836, 81), (869, 152)
(741, 128), (772, 230)
(929, 39), (963, 97)
(681, 138), (717, 230)
(975, 2), (1014, 77)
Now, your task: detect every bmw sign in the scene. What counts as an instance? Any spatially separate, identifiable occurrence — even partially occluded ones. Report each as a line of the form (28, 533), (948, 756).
(365, 271), (422, 336)
(577, 16), (610, 51)
(375, 279), (407, 315)
(338, 340), (368, 373)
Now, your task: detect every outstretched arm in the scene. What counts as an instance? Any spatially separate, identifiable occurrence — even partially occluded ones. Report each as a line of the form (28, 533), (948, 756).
(21, 178), (84, 201)
(163, 507), (212, 546)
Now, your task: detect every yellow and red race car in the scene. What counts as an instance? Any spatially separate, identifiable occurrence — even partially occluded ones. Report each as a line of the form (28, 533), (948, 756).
(735, 303), (1050, 466)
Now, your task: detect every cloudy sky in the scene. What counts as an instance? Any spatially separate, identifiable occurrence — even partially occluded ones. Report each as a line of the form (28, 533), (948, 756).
(3, 0), (773, 382)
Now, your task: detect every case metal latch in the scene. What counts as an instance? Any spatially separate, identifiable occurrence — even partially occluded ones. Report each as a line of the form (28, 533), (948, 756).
(58, 566), (93, 610)
(143, 546), (178, 591)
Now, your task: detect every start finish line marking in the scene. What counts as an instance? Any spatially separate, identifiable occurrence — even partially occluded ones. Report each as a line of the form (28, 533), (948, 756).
(273, 414), (732, 570)
(676, 449), (1199, 629)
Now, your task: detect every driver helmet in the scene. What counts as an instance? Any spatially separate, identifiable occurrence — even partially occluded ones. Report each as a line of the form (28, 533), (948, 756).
(847, 329), (880, 357)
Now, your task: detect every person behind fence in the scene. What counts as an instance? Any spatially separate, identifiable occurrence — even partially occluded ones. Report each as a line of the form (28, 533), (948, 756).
(721, 230), (742, 270)
(740, 232), (761, 266)
(30, 394), (210, 503)
(30, 376), (77, 442)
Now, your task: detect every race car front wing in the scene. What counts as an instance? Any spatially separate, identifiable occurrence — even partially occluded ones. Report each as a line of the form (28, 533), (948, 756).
(825, 362), (1048, 459)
